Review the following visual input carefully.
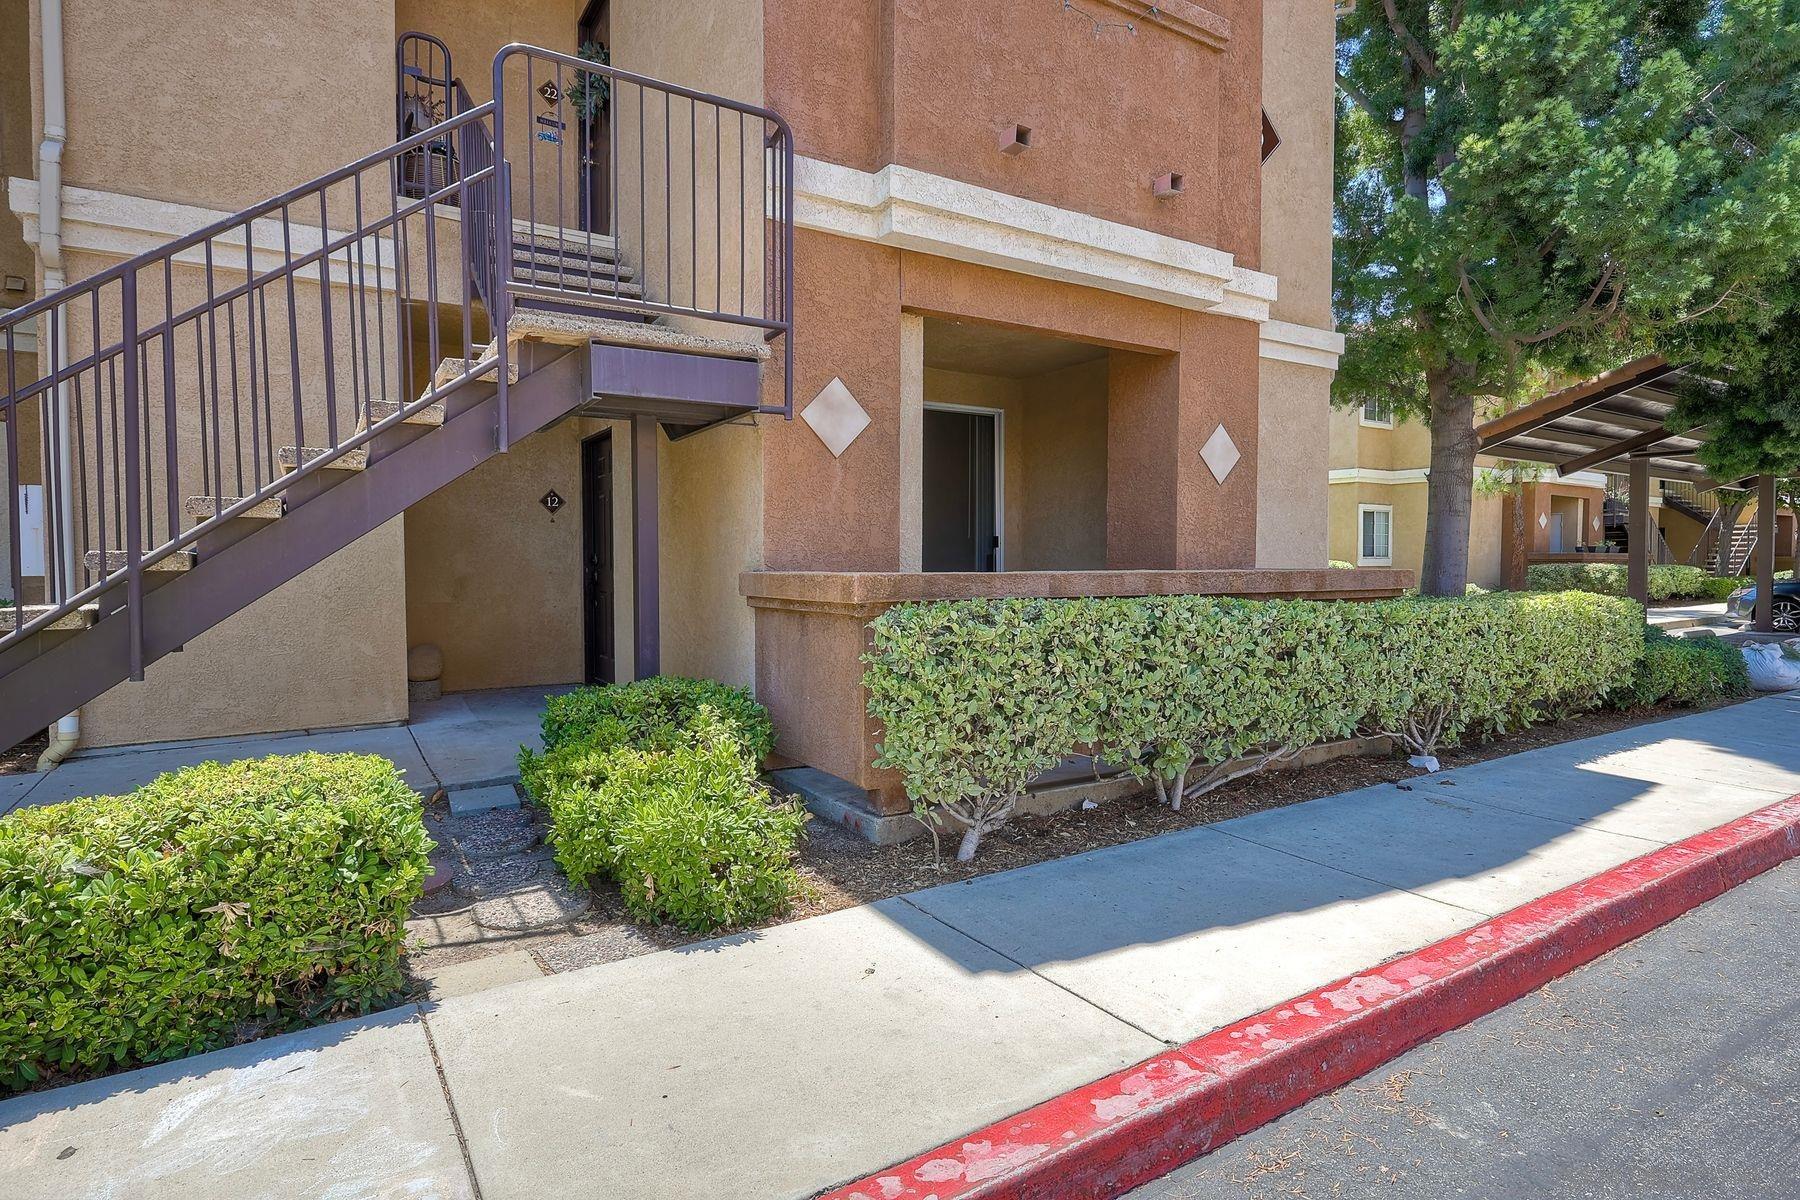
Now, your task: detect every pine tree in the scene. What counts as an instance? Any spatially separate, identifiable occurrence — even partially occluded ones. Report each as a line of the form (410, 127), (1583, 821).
(1334, 0), (1800, 593)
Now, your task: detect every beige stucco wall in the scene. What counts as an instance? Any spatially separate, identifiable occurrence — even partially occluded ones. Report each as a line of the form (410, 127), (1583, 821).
(51, 0), (392, 210)
(0, 0), (33, 305)
(405, 414), (635, 693)
(81, 518), (408, 747)
(1258, 0), (1334, 330)
(659, 418), (762, 689)
(1328, 480), (1504, 587)
(1255, 357), (1330, 568)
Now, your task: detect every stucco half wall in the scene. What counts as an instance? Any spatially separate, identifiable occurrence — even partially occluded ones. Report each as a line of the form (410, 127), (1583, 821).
(743, 567), (1415, 815)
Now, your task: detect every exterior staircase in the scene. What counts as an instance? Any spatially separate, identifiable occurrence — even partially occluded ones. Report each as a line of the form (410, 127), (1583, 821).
(0, 41), (793, 754)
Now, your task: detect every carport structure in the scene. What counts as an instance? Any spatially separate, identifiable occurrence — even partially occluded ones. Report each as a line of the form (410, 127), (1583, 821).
(1476, 356), (1783, 631)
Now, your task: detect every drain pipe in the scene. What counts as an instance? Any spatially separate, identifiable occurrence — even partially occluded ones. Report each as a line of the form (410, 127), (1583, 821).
(35, 0), (79, 771)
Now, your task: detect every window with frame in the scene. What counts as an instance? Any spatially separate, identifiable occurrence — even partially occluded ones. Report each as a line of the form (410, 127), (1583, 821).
(1360, 398), (1395, 427)
(1359, 505), (1393, 565)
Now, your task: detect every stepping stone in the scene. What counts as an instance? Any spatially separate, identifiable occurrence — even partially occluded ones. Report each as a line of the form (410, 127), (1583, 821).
(422, 851), (456, 898)
(451, 852), (547, 901)
(449, 783), (522, 814)
(472, 876), (592, 932)
(442, 808), (541, 860)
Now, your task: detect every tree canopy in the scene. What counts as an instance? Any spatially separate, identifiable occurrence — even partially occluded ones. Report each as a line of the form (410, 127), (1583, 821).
(1334, 0), (1800, 592)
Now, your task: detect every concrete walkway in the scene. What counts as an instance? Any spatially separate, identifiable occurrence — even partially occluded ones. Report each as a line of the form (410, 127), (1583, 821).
(3, 695), (1797, 1200)
(0, 685), (563, 816)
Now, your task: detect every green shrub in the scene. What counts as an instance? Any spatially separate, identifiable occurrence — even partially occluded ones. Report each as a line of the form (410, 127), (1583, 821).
(0, 753), (430, 1092)
(1619, 629), (1753, 707)
(1528, 562), (1710, 601)
(521, 682), (804, 933)
(865, 591), (1642, 858)
(537, 676), (774, 758)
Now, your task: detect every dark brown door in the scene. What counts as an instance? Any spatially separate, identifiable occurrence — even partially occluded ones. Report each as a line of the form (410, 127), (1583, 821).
(577, 0), (612, 234)
(922, 407), (999, 572)
(582, 430), (615, 684)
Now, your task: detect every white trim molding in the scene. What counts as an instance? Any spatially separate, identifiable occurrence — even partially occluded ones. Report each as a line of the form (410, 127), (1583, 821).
(792, 157), (1277, 322)
(1330, 467), (1428, 485)
(1330, 465), (1616, 488)
(1259, 319), (1344, 370)
(0, 309), (37, 355)
(9, 179), (397, 291)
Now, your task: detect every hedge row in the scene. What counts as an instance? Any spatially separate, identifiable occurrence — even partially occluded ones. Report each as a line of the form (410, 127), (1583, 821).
(0, 753), (431, 1092)
(1525, 562), (1790, 602)
(865, 592), (1643, 859)
(1623, 629), (1753, 708)
(519, 677), (805, 933)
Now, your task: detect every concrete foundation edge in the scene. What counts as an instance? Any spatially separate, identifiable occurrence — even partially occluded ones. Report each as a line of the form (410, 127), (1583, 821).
(816, 792), (1800, 1200)
(773, 735), (1395, 846)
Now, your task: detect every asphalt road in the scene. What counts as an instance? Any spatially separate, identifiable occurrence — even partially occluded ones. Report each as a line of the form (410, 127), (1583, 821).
(1129, 858), (1800, 1200)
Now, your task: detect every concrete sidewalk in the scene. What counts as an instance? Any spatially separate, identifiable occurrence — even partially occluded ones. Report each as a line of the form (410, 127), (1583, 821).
(3, 696), (1797, 1200)
(0, 685), (563, 816)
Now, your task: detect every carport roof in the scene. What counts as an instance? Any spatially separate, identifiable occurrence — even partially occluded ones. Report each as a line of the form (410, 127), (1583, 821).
(1475, 356), (1716, 485)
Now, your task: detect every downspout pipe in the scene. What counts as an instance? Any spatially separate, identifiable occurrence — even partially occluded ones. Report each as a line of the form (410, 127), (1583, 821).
(35, 0), (79, 771)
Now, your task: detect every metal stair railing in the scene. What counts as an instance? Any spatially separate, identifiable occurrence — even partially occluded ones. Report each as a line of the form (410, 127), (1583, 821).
(490, 42), (795, 439)
(0, 101), (503, 678)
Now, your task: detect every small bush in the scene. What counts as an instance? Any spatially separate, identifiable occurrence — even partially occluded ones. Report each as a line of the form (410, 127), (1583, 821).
(1528, 562), (1713, 601)
(0, 753), (430, 1092)
(537, 676), (774, 758)
(865, 591), (1642, 858)
(1619, 629), (1753, 708)
(520, 680), (804, 933)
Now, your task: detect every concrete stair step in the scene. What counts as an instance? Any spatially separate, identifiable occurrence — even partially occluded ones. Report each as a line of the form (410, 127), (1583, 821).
(183, 495), (285, 521)
(278, 445), (368, 473)
(0, 602), (98, 633)
(83, 548), (195, 576)
(512, 220), (619, 256)
(512, 244), (632, 277)
(506, 308), (771, 361)
(364, 398), (446, 428)
(512, 268), (645, 296)
(433, 348), (518, 390)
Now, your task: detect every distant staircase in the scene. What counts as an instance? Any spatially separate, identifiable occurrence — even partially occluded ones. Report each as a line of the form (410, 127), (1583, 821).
(0, 41), (793, 752)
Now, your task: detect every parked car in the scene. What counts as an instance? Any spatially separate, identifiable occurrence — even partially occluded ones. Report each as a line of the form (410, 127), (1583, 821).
(1725, 579), (1800, 631)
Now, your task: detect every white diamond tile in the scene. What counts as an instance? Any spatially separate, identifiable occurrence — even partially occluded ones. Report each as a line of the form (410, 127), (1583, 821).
(800, 377), (871, 458)
(1200, 423), (1240, 484)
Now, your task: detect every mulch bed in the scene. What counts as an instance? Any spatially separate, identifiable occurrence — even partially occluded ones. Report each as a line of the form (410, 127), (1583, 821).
(406, 694), (1755, 983)
(0, 730), (47, 775)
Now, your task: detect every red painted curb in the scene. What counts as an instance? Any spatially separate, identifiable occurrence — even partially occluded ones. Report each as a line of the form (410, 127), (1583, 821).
(819, 794), (1800, 1200)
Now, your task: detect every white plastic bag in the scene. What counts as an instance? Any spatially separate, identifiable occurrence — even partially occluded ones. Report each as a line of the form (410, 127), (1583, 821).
(1742, 643), (1800, 691)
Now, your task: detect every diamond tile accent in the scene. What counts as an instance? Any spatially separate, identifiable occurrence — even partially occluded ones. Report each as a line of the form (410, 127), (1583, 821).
(1200, 423), (1240, 484)
(1539, 513), (1549, 529)
(800, 377), (871, 458)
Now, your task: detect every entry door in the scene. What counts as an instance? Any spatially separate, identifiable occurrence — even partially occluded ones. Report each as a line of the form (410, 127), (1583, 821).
(1548, 513), (1565, 553)
(922, 406), (1000, 572)
(581, 430), (615, 684)
(577, 0), (612, 234)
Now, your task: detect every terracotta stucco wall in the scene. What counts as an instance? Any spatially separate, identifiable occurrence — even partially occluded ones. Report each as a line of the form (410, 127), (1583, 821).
(1020, 358), (1109, 570)
(764, 0), (1261, 263)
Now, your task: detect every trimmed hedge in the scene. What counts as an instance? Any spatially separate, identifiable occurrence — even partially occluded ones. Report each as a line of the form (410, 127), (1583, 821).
(1524, 562), (1795, 602)
(519, 678), (804, 933)
(865, 592), (1642, 859)
(1620, 629), (1753, 708)
(0, 753), (430, 1092)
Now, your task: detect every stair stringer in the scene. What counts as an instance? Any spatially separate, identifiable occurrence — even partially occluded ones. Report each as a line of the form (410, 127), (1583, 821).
(0, 348), (587, 753)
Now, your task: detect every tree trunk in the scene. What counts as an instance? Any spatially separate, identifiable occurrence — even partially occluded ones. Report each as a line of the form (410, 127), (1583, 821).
(1504, 486), (1528, 590)
(956, 827), (982, 862)
(1421, 366), (1478, 596)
